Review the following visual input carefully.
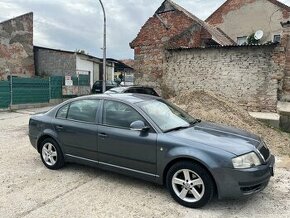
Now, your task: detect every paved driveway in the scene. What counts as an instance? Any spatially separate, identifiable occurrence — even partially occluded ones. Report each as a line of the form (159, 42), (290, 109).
(0, 108), (290, 218)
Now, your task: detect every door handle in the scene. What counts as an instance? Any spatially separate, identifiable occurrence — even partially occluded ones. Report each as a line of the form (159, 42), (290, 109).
(56, 125), (63, 130)
(98, 133), (107, 138)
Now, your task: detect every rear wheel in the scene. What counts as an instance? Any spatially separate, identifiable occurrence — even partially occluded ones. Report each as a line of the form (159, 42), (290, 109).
(166, 161), (214, 208)
(40, 138), (64, 170)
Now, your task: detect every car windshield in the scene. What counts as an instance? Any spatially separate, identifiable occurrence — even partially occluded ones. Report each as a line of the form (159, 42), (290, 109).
(137, 99), (198, 132)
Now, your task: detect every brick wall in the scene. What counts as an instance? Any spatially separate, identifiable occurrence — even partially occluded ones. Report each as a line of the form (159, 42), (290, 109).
(131, 10), (194, 93)
(0, 12), (34, 80)
(34, 47), (76, 77)
(163, 45), (284, 112)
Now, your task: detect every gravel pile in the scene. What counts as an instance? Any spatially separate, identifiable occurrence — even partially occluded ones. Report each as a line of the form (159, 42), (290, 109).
(170, 91), (290, 156)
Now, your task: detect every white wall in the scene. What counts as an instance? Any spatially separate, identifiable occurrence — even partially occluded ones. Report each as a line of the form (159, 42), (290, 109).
(106, 63), (114, 81)
(210, 0), (289, 43)
(93, 63), (100, 82)
(76, 55), (94, 87)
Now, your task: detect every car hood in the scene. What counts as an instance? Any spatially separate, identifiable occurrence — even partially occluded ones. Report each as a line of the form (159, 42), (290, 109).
(167, 121), (261, 155)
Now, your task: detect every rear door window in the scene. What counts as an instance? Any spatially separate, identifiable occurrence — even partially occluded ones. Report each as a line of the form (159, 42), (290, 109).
(124, 88), (137, 93)
(67, 99), (101, 123)
(56, 104), (69, 119)
(132, 88), (158, 96)
(143, 88), (159, 96)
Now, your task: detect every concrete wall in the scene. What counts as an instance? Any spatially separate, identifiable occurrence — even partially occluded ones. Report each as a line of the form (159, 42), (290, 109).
(0, 12), (34, 80)
(207, 0), (290, 44)
(107, 64), (114, 81)
(34, 47), (76, 77)
(163, 45), (284, 112)
(93, 63), (100, 82)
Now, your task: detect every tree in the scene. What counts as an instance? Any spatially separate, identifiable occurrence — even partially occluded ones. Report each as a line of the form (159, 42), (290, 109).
(75, 49), (89, 55)
(247, 33), (260, 45)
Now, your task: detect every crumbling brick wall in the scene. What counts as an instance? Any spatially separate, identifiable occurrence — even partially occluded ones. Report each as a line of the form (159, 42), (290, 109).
(0, 12), (34, 80)
(131, 10), (194, 94)
(280, 22), (290, 101)
(164, 45), (284, 112)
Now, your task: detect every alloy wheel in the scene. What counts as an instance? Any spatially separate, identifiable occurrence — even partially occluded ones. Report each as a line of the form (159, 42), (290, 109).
(171, 169), (205, 203)
(42, 142), (57, 166)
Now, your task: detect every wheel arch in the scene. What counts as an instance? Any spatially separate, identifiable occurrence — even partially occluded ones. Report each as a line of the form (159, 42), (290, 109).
(162, 157), (218, 196)
(36, 132), (60, 153)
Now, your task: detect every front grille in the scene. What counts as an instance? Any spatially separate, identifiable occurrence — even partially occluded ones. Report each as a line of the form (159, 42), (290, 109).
(259, 143), (270, 161)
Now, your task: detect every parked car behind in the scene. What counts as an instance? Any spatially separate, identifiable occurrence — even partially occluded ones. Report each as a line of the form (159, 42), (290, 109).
(105, 86), (159, 97)
(29, 94), (274, 208)
(91, 80), (118, 94)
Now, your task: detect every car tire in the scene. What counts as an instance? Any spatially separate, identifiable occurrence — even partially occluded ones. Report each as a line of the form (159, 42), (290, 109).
(40, 138), (64, 170)
(166, 161), (214, 208)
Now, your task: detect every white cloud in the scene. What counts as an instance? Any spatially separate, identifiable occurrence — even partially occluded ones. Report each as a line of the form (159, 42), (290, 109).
(0, 1), (27, 20)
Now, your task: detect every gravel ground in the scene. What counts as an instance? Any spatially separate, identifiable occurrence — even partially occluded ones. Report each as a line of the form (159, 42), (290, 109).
(0, 107), (290, 218)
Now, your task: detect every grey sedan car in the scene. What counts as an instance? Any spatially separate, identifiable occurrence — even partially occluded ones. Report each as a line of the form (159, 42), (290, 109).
(29, 94), (275, 208)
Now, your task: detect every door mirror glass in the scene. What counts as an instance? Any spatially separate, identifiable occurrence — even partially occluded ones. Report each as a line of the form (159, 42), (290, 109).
(130, 120), (149, 131)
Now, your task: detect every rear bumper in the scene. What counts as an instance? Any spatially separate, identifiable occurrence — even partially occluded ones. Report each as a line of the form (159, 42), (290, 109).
(29, 134), (38, 150)
(214, 155), (275, 199)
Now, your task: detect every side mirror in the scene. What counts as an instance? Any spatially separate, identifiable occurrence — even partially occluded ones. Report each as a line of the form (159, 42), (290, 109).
(130, 120), (150, 132)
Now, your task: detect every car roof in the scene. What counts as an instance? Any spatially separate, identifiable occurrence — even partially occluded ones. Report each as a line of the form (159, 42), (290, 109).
(71, 93), (160, 104)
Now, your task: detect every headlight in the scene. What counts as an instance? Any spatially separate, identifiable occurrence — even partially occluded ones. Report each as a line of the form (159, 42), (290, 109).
(232, 152), (261, 169)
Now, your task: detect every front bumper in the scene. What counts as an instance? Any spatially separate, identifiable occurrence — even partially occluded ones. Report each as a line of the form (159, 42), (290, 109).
(213, 155), (275, 199)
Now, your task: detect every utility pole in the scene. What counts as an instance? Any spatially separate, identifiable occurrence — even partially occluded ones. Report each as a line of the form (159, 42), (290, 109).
(98, 0), (106, 93)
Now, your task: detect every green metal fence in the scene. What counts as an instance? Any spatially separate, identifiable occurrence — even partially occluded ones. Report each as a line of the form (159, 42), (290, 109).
(12, 77), (49, 105)
(50, 76), (63, 99)
(0, 75), (90, 109)
(0, 81), (10, 108)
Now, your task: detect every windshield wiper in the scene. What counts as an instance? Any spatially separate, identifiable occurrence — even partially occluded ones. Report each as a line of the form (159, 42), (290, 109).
(189, 119), (201, 125)
(164, 125), (190, 133)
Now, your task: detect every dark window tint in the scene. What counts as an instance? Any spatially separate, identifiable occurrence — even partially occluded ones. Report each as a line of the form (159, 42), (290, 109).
(94, 81), (101, 86)
(103, 100), (145, 128)
(67, 100), (100, 123)
(56, 104), (69, 119)
(126, 88), (159, 96)
(124, 88), (137, 93)
(142, 88), (159, 96)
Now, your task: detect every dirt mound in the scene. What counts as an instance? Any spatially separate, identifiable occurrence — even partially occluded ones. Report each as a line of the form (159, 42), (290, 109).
(170, 91), (290, 156)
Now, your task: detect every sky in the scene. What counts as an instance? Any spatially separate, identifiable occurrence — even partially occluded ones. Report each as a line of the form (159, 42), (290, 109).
(0, 0), (289, 59)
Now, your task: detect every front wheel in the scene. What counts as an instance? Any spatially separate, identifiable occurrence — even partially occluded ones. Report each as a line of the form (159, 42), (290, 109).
(40, 138), (64, 170)
(166, 161), (215, 208)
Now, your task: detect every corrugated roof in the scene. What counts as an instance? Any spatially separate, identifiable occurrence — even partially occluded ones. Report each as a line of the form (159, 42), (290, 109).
(34, 45), (116, 64)
(166, 41), (279, 51)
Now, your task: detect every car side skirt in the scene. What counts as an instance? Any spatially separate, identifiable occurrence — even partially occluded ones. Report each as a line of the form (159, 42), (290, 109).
(65, 154), (160, 183)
